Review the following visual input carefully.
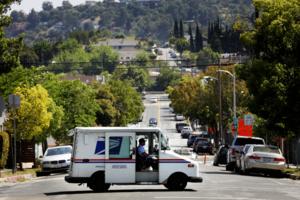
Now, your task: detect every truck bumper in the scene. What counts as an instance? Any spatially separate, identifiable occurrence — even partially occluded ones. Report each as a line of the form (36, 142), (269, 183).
(65, 176), (89, 183)
(188, 176), (203, 183)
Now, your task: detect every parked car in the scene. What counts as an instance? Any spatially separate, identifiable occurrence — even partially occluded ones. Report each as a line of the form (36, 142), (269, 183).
(175, 114), (185, 121)
(176, 122), (189, 133)
(213, 145), (229, 166)
(41, 145), (72, 175)
(150, 97), (158, 103)
(187, 135), (200, 147)
(149, 117), (158, 127)
(193, 138), (213, 154)
(181, 126), (193, 138)
(239, 145), (286, 176)
(226, 136), (265, 171)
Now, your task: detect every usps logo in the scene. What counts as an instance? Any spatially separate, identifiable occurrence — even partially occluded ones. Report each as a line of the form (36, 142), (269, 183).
(94, 137), (123, 155)
(94, 137), (105, 155)
(109, 137), (123, 155)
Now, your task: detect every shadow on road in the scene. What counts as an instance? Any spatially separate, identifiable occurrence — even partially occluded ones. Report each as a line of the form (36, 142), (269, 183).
(161, 115), (175, 118)
(45, 189), (196, 196)
(202, 171), (238, 175)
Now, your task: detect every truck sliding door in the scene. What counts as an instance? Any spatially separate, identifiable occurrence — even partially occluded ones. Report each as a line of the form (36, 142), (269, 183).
(105, 132), (135, 183)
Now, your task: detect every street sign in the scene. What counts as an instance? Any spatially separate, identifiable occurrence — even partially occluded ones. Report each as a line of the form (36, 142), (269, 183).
(238, 119), (253, 137)
(244, 114), (254, 126)
(233, 117), (238, 129)
(8, 94), (20, 108)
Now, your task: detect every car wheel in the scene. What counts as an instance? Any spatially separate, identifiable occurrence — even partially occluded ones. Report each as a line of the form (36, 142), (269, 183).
(88, 172), (110, 192)
(226, 163), (234, 171)
(164, 173), (187, 191)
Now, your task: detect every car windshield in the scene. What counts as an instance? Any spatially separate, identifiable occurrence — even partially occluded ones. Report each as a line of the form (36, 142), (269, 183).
(253, 146), (281, 154)
(235, 138), (264, 145)
(46, 147), (72, 156)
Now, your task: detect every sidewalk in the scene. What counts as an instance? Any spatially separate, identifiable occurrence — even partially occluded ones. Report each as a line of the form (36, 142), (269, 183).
(0, 169), (36, 187)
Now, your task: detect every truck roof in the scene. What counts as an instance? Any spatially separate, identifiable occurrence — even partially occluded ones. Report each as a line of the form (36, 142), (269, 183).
(71, 127), (162, 135)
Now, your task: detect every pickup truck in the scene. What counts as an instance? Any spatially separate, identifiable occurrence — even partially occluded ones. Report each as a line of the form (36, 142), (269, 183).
(226, 136), (265, 171)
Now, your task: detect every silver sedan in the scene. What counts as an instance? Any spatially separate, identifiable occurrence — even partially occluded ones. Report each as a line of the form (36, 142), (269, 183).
(240, 145), (286, 175)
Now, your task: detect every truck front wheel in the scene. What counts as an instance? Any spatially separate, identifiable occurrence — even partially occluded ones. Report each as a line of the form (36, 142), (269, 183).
(88, 172), (110, 192)
(164, 173), (187, 191)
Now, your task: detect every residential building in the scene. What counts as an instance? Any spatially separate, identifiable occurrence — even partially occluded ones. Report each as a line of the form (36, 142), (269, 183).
(96, 38), (140, 61)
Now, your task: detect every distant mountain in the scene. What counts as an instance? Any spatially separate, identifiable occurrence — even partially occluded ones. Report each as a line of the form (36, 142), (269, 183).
(6, 0), (254, 44)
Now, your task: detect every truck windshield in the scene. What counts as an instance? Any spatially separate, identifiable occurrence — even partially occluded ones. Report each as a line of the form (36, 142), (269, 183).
(161, 133), (170, 150)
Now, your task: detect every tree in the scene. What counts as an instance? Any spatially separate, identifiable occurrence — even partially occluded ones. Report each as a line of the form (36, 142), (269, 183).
(42, 1), (53, 11)
(93, 83), (118, 126)
(47, 80), (98, 143)
(175, 38), (189, 56)
(33, 40), (56, 64)
(19, 45), (39, 67)
(188, 24), (194, 52)
(173, 19), (179, 38)
(195, 24), (203, 52)
(109, 80), (144, 126)
(0, 0), (22, 74)
(168, 66), (250, 143)
(89, 45), (119, 73)
(238, 0), (300, 137)
(27, 9), (39, 28)
(113, 65), (152, 91)
(134, 51), (150, 67)
(155, 67), (181, 91)
(5, 85), (52, 140)
(179, 19), (184, 38)
(0, 66), (53, 97)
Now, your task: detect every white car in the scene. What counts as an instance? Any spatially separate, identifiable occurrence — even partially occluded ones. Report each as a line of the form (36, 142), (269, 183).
(180, 126), (193, 138)
(175, 114), (185, 121)
(240, 145), (286, 175)
(41, 145), (72, 174)
(150, 97), (158, 103)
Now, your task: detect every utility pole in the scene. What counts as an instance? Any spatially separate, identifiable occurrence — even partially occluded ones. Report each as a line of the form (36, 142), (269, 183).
(8, 94), (20, 174)
(218, 59), (223, 146)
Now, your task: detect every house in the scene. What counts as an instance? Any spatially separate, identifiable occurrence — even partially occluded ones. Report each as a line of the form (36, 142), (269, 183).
(96, 39), (140, 61)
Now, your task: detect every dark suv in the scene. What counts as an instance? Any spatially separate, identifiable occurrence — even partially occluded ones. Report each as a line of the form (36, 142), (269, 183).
(187, 135), (199, 147)
(193, 138), (213, 154)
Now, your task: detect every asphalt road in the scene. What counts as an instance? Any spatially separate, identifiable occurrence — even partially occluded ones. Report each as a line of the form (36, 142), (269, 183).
(1, 93), (299, 200)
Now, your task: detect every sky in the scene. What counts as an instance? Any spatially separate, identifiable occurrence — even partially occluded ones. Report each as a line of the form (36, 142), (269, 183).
(10, 0), (101, 13)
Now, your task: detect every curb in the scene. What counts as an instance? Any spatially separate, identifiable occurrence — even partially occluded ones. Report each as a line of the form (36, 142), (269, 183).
(287, 174), (300, 180)
(0, 174), (34, 183)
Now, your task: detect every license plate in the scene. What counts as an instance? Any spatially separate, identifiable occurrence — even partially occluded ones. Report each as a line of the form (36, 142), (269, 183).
(263, 157), (273, 163)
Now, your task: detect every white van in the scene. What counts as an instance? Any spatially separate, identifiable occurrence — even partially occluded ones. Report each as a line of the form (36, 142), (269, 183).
(65, 127), (202, 192)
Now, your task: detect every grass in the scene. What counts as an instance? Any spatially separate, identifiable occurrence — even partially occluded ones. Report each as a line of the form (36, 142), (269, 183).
(282, 168), (300, 177)
(0, 168), (40, 178)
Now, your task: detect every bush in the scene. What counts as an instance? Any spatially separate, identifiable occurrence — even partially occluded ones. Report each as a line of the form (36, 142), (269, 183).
(0, 131), (9, 169)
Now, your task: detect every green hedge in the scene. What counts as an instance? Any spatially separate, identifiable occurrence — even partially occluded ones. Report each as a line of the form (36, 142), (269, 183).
(0, 131), (9, 169)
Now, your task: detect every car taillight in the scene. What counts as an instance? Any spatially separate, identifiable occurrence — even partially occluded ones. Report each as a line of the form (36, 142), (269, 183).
(249, 155), (261, 160)
(231, 149), (235, 155)
(274, 157), (285, 162)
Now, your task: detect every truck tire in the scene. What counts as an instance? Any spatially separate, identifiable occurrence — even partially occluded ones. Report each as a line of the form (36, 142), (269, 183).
(164, 173), (187, 191)
(88, 172), (110, 192)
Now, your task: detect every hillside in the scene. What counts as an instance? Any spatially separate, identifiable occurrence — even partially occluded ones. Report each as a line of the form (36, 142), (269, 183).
(6, 0), (254, 44)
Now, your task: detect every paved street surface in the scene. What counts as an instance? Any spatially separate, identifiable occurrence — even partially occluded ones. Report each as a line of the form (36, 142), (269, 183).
(1, 93), (299, 200)
(156, 48), (178, 67)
